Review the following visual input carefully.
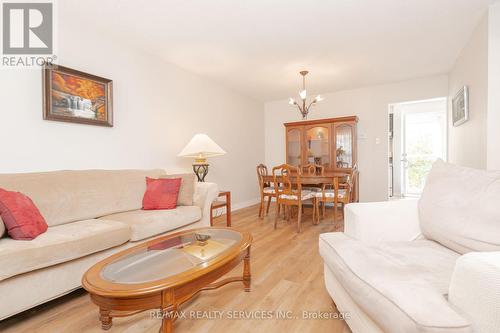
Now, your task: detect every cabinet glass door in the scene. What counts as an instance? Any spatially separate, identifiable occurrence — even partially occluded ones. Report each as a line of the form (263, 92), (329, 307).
(286, 128), (302, 166)
(335, 124), (354, 168)
(305, 126), (330, 167)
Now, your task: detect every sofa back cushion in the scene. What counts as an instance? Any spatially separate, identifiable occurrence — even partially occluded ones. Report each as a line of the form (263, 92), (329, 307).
(160, 173), (195, 206)
(0, 169), (165, 227)
(419, 159), (500, 254)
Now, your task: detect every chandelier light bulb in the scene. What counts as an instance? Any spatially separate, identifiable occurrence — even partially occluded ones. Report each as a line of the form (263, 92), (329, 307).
(289, 97), (296, 105)
(315, 95), (323, 102)
(299, 90), (307, 100)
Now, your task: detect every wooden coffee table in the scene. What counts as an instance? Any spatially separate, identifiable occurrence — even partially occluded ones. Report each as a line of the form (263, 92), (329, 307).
(82, 227), (252, 333)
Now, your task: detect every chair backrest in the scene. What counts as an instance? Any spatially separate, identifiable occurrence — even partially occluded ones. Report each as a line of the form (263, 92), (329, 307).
(350, 164), (359, 202)
(320, 176), (340, 202)
(272, 164), (302, 197)
(300, 163), (324, 176)
(256, 164), (268, 190)
(346, 168), (359, 202)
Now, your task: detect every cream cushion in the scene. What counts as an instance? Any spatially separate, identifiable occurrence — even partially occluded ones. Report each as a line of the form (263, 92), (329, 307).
(263, 186), (285, 194)
(314, 189), (346, 198)
(279, 190), (314, 200)
(323, 265), (385, 333)
(0, 169), (166, 227)
(160, 173), (196, 206)
(101, 206), (201, 242)
(419, 159), (500, 254)
(319, 232), (471, 333)
(448, 252), (500, 333)
(263, 187), (276, 194)
(0, 219), (130, 281)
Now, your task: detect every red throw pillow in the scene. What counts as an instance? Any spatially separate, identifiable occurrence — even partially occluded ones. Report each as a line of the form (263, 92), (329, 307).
(142, 177), (182, 210)
(0, 188), (48, 240)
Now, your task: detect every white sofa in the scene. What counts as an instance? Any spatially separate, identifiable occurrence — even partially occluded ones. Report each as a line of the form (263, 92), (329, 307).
(320, 160), (500, 333)
(0, 169), (218, 320)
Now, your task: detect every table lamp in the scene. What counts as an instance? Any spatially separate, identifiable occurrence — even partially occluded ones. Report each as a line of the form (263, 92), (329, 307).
(178, 133), (226, 182)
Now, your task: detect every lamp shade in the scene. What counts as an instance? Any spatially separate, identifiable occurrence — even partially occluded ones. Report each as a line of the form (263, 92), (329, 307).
(178, 133), (226, 159)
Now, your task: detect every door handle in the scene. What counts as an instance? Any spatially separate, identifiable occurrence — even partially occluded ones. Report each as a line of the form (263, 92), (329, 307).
(401, 157), (409, 168)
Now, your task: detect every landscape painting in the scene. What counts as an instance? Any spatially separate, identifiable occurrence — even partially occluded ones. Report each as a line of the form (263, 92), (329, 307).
(43, 65), (113, 126)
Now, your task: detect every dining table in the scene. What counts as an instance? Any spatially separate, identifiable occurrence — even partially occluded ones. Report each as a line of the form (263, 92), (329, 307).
(262, 170), (358, 203)
(261, 171), (349, 186)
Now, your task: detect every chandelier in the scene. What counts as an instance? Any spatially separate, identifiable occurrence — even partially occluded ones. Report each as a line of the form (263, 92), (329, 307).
(288, 70), (323, 120)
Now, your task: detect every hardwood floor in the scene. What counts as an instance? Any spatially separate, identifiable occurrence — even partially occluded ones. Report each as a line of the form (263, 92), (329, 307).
(0, 203), (351, 333)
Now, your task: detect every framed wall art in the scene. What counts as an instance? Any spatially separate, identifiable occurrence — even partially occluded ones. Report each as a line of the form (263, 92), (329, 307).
(43, 64), (113, 127)
(452, 85), (469, 127)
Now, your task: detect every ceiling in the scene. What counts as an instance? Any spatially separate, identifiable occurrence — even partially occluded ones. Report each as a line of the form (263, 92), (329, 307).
(61, 0), (493, 102)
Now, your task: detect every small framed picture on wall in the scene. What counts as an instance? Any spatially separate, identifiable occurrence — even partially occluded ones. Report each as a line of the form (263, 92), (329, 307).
(452, 85), (469, 127)
(43, 64), (113, 127)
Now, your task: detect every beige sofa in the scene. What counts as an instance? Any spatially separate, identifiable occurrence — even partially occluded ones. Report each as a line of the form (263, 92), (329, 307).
(320, 160), (500, 333)
(0, 169), (218, 320)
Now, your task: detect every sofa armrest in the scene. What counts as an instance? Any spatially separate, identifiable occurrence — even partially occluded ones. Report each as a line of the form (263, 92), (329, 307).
(344, 199), (422, 242)
(193, 182), (219, 227)
(449, 252), (500, 333)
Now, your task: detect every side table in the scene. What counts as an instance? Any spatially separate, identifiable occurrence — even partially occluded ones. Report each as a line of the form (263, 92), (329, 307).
(210, 191), (231, 227)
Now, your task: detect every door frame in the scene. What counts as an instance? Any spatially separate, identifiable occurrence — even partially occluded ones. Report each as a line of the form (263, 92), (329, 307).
(389, 97), (448, 198)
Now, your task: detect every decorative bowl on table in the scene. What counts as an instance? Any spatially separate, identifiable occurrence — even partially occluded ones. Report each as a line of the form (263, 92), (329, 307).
(195, 233), (211, 246)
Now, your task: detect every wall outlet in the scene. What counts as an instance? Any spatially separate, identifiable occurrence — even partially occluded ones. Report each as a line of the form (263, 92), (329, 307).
(375, 137), (381, 145)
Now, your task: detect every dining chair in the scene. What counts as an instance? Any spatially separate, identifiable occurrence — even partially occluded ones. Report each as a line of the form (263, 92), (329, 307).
(300, 163), (324, 192)
(256, 164), (277, 219)
(272, 164), (315, 233)
(348, 167), (359, 204)
(350, 164), (359, 202)
(300, 163), (325, 177)
(314, 168), (358, 224)
(339, 163), (358, 191)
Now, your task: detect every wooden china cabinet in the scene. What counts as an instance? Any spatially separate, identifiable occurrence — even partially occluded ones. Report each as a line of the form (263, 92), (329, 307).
(285, 116), (358, 170)
(284, 116), (359, 199)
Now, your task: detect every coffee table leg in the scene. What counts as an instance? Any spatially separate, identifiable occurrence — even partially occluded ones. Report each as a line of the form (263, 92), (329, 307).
(99, 308), (112, 330)
(160, 289), (175, 333)
(160, 311), (173, 333)
(243, 247), (251, 292)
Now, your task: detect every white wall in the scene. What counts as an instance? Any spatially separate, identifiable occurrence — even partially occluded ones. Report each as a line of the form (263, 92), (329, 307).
(488, 2), (500, 170)
(0, 22), (264, 208)
(448, 14), (488, 169)
(265, 75), (448, 202)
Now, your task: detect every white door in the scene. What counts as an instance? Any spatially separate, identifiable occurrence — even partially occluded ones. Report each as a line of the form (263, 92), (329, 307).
(401, 100), (447, 197)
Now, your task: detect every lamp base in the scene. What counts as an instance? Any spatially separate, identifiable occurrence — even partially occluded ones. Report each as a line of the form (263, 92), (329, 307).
(194, 157), (207, 165)
(193, 164), (209, 182)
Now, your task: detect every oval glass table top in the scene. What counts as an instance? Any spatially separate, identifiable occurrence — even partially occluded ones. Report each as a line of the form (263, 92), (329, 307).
(101, 228), (242, 284)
